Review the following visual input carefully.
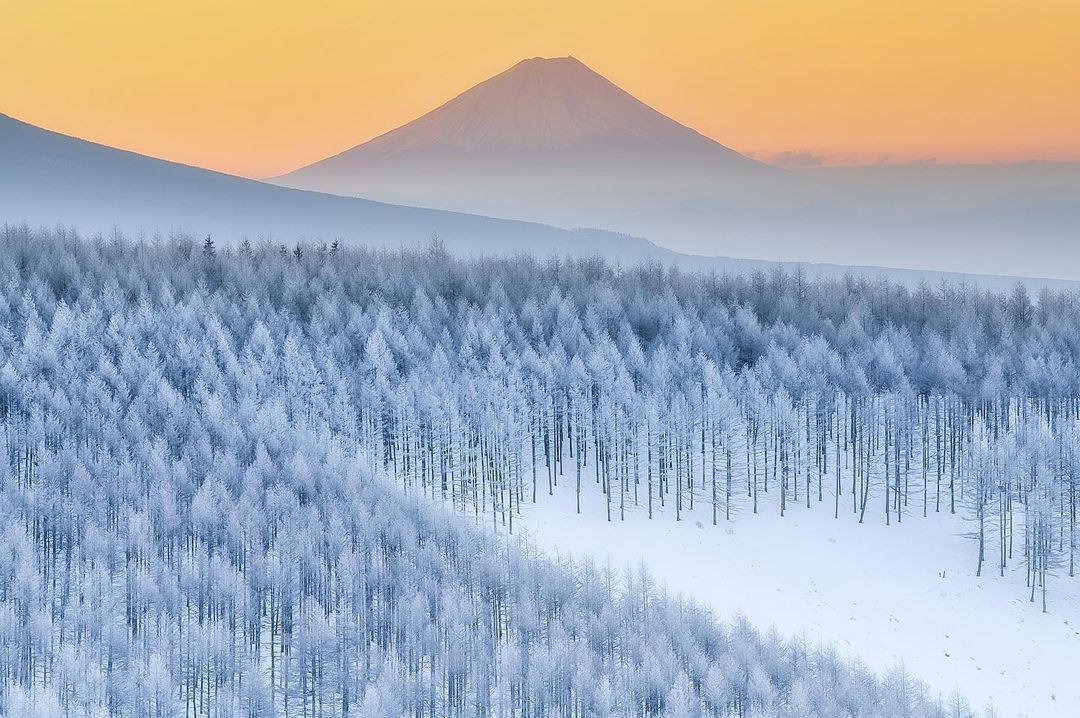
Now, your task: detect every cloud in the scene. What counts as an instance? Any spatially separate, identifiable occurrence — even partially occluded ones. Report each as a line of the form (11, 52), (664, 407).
(771, 150), (827, 167)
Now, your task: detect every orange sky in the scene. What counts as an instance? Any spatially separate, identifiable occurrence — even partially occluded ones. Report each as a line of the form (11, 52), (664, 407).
(3, 0), (1078, 177)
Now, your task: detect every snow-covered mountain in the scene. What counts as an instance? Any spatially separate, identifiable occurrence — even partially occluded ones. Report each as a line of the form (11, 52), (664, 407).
(274, 58), (1080, 280)
(276, 56), (767, 181)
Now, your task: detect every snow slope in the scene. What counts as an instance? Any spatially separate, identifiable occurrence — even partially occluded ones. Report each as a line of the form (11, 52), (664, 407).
(0, 112), (595, 253)
(509, 479), (1080, 718)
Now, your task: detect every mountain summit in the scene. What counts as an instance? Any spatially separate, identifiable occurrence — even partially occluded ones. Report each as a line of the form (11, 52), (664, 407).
(276, 56), (764, 184)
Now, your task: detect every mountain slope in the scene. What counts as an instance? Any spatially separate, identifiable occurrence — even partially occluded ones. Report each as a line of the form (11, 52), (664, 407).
(0, 112), (593, 254)
(2, 112), (1077, 292)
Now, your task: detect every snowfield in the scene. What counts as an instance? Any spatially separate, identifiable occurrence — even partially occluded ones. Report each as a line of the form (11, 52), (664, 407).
(505, 479), (1080, 718)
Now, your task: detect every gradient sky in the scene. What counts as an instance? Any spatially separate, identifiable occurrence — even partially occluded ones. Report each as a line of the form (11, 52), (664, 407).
(3, 0), (1078, 178)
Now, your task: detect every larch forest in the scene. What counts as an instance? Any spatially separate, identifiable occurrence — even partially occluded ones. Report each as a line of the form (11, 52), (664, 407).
(1, 224), (1077, 717)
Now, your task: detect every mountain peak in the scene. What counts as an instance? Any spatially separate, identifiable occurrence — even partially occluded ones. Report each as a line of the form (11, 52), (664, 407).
(513, 55), (586, 69)
(278, 56), (765, 174)
(520, 55), (580, 63)
(499, 55), (608, 87)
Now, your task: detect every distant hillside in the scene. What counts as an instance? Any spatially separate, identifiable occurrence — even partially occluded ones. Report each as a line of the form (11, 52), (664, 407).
(0, 112), (590, 255)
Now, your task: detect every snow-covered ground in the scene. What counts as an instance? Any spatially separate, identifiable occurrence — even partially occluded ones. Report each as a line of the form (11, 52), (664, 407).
(504, 481), (1080, 718)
